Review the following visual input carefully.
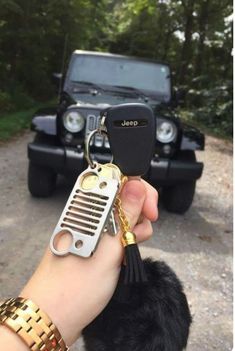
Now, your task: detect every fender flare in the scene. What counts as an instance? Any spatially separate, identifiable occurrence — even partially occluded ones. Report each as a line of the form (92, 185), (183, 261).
(31, 107), (57, 136)
(180, 123), (205, 151)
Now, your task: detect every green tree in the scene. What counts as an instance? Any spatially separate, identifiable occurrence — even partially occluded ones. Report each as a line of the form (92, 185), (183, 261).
(0, 0), (232, 135)
(0, 0), (109, 99)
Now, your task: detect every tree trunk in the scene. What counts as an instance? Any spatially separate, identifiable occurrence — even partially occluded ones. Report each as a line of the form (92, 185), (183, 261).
(194, 0), (210, 79)
(178, 0), (195, 85)
(163, 30), (172, 60)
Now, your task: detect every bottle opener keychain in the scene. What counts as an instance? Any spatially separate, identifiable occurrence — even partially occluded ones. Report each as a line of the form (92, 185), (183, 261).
(50, 129), (122, 258)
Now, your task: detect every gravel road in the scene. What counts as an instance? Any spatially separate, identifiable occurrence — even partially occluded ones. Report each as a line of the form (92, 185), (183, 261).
(0, 132), (232, 350)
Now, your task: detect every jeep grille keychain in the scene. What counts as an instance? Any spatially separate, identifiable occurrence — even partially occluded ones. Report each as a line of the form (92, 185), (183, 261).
(50, 130), (121, 258)
(100, 103), (156, 284)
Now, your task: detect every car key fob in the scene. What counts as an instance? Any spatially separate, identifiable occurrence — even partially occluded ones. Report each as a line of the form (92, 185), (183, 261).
(102, 103), (156, 176)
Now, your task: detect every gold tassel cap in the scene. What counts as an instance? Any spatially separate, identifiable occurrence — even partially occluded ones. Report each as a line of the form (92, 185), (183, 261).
(121, 231), (137, 247)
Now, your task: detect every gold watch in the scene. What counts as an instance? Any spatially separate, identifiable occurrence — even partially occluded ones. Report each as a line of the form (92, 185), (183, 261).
(0, 297), (69, 351)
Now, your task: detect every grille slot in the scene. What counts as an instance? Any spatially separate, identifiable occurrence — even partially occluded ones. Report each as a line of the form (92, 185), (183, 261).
(61, 223), (94, 236)
(104, 136), (110, 148)
(72, 198), (105, 212)
(75, 193), (107, 206)
(63, 191), (109, 236)
(94, 134), (103, 147)
(66, 210), (99, 223)
(75, 191), (108, 200)
(68, 205), (102, 218)
(86, 114), (106, 147)
(63, 217), (97, 230)
(87, 114), (96, 131)
(71, 200), (104, 213)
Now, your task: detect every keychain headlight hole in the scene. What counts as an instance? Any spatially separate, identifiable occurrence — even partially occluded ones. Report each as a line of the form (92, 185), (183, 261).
(80, 172), (99, 190)
(52, 230), (73, 255)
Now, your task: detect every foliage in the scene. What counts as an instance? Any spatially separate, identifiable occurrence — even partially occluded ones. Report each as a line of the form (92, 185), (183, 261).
(0, 91), (13, 113)
(185, 80), (233, 136)
(0, 0), (109, 99)
(0, 0), (233, 137)
(0, 85), (35, 114)
(0, 107), (40, 141)
(0, 101), (55, 141)
(107, 0), (233, 137)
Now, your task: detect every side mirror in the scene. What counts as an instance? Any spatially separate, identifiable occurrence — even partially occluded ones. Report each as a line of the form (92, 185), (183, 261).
(53, 73), (63, 80)
(172, 87), (187, 108)
(52, 73), (63, 96)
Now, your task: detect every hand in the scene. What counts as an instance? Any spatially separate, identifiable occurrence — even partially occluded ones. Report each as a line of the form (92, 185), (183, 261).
(20, 179), (158, 346)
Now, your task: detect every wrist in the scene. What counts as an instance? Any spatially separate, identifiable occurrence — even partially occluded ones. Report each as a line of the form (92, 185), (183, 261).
(21, 238), (122, 346)
(0, 325), (28, 351)
(20, 248), (84, 346)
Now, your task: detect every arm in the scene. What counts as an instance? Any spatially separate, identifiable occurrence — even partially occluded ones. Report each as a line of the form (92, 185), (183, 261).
(0, 326), (28, 351)
(0, 180), (158, 349)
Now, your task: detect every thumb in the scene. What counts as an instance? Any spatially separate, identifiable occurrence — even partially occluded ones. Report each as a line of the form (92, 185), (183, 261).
(119, 180), (146, 230)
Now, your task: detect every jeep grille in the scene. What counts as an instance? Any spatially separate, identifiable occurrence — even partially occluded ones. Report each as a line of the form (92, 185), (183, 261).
(86, 114), (110, 148)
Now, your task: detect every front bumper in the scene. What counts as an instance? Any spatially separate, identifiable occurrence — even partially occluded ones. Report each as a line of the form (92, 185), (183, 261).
(149, 158), (203, 185)
(28, 143), (203, 184)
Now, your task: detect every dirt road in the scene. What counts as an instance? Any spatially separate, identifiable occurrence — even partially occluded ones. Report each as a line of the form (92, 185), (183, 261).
(0, 132), (232, 350)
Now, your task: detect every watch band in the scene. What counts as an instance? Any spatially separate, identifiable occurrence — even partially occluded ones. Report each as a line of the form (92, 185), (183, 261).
(0, 297), (69, 351)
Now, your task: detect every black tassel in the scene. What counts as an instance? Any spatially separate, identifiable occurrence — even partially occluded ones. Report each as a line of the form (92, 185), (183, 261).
(83, 259), (192, 351)
(112, 265), (132, 302)
(121, 231), (147, 284)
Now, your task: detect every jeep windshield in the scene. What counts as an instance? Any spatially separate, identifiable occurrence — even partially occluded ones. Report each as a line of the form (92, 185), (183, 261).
(68, 54), (171, 103)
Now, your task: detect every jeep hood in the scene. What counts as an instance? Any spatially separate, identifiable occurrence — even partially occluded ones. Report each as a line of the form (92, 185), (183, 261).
(69, 91), (160, 110)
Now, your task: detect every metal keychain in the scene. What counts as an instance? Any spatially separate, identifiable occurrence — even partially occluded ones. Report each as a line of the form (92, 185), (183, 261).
(50, 130), (121, 258)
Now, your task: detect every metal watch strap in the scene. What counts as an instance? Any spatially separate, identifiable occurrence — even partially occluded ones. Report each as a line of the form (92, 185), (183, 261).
(0, 297), (69, 351)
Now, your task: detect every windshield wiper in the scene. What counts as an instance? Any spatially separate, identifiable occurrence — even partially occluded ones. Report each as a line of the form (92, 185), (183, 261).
(71, 80), (104, 92)
(112, 85), (149, 101)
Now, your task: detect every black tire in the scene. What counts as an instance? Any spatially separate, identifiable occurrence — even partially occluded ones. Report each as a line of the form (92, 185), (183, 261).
(162, 151), (196, 214)
(28, 162), (57, 197)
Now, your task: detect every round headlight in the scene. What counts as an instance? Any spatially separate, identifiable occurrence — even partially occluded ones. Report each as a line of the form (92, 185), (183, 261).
(157, 120), (177, 143)
(63, 111), (85, 133)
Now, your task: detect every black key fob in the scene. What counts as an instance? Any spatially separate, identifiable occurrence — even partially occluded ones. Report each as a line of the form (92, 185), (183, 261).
(102, 103), (156, 176)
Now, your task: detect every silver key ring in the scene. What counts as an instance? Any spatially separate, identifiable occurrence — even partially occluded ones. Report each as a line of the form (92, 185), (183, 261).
(85, 129), (112, 168)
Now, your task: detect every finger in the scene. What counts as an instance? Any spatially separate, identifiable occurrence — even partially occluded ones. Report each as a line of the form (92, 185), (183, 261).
(119, 179), (146, 230)
(133, 218), (153, 243)
(141, 179), (159, 222)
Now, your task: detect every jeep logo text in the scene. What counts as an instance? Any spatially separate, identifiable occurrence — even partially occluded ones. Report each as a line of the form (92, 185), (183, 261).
(121, 120), (139, 127)
(114, 119), (148, 127)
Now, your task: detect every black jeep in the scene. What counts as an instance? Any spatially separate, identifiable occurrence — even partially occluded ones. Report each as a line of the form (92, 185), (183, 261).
(28, 50), (204, 214)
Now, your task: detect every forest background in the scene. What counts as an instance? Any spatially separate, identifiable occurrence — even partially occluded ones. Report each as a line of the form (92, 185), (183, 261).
(0, 0), (233, 138)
